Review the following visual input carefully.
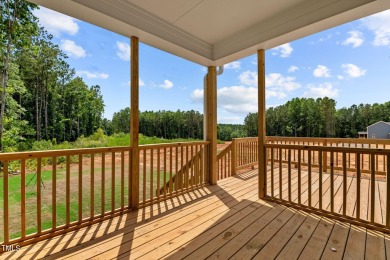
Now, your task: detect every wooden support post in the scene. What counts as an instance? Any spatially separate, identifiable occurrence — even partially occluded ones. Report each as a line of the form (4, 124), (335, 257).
(130, 36), (140, 209)
(258, 49), (266, 198)
(205, 66), (217, 185)
(231, 139), (237, 175)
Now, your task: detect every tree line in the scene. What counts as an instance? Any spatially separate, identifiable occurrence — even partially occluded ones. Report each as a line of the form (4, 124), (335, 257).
(244, 97), (390, 138)
(103, 108), (246, 141)
(1, 1), (104, 151)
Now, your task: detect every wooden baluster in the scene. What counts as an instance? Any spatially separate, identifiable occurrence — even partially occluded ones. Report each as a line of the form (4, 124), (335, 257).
(271, 148), (274, 198)
(376, 144), (379, 172)
(279, 148), (283, 200)
(143, 149), (147, 203)
(224, 147), (227, 179)
(200, 145), (208, 185)
(79, 154), (83, 221)
(150, 148), (154, 202)
(21, 159), (26, 237)
(308, 150), (312, 207)
(342, 152), (347, 216)
(228, 147), (231, 178)
(101, 153), (105, 215)
(319, 151), (323, 210)
(65, 156), (70, 224)
(298, 149), (301, 205)
(356, 153), (361, 220)
(386, 154), (390, 226)
(91, 154), (95, 218)
(288, 149), (292, 202)
(169, 147), (173, 194)
(121, 151), (125, 209)
(180, 146), (184, 191)
(330, 152), (334, 213)
(164, 147), (167, 197)
(186, 145), (189, 189)
(371, 153), (375, 222)
(157, 148), (160, 198)
(111, 152), (115, 212)
(128, 150), (132, 208)
(176, 146), (179, 192)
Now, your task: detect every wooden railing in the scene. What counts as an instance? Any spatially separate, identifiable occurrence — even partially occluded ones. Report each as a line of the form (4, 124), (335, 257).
(139, 142), (209, 207)
(0, 146), (132, 247)
(266, 137), (390, 175)
(0, 141), (209, 248)
(265, 143), (390, 230)
(235, 137), (259, 170)
(217, 143), (232, 180)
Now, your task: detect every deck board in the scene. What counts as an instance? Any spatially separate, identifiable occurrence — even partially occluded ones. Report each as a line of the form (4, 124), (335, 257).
(1, 168), (388, 260)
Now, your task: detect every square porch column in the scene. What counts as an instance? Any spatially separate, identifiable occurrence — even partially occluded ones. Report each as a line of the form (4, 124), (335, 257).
(130, 36), (140, 209)
(205, 66), (217, 185)
(258, 49), (266, 198)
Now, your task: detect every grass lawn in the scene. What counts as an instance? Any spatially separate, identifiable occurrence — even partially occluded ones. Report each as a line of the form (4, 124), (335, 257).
(0, 163), (170, 241)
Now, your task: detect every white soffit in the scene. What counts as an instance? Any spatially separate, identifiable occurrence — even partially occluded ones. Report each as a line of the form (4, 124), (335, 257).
(29, 0), (390, 66)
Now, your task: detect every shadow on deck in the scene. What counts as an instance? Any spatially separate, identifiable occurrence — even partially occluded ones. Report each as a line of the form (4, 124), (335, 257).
(1, 169), (389, 259)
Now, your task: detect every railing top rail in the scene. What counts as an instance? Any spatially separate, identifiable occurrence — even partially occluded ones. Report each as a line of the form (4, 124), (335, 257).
(0, 141), (210, 161)
(0, 146), (133, 161)
(266, 136), (390, 145)
(138, 141), (210, 149)
(233, 137), (258, 143)
(265, 143), (390, 155)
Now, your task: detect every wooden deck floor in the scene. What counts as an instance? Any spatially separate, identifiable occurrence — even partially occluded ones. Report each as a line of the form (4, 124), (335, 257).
(1, 169), (390, 259)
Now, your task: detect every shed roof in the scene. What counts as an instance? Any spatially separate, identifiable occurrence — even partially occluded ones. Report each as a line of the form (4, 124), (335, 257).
(28, 0), (390, 66)
(367, 121), (390, 128)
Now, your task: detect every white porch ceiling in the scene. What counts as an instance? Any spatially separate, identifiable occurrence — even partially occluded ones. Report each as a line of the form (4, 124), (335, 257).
(29, 0), (390, 66)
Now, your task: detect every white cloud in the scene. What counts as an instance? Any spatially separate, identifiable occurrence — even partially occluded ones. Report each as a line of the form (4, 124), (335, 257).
(239, 70), (300, 99)
(288, 66), (299, 73)
(218, 86), (258, 113)
(60, 40), (86, 58)
(304, 83), (339, 98)
(116, 41), (130, 61)
(272, 43), (293, 58)
(309, 33), (334, 45)
(76, 71), (109, 79)
(127, 79), (145, 87)
(239, 70), (258, 87)
(362, 10), (390, 46)
(190, 86), (258, 114)
(34, 8), (79, 37)
(139, 79), (145, 87)
(191, 71), (301, 113)
(159, 79), (174, 89)
(313, 65), (331, 78)
(224, 61), (241, 70)
(190, 89), (204, 103)
(266, 73), (301, 99)
(342, 31), (364, 48)
(337, 75), (344, 80)
(342, 63), (367, 78)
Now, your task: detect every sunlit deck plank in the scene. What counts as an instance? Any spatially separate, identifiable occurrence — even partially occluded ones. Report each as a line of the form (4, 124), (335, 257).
(366, 229), (386, 259)
(344, 225), (366, 260)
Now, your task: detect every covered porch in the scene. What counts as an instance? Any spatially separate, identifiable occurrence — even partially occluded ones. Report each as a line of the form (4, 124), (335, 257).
(1, 0), (390, 258)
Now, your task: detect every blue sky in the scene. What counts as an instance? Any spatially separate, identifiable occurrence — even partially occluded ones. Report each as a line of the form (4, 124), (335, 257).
(34, 7), (390, 124)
